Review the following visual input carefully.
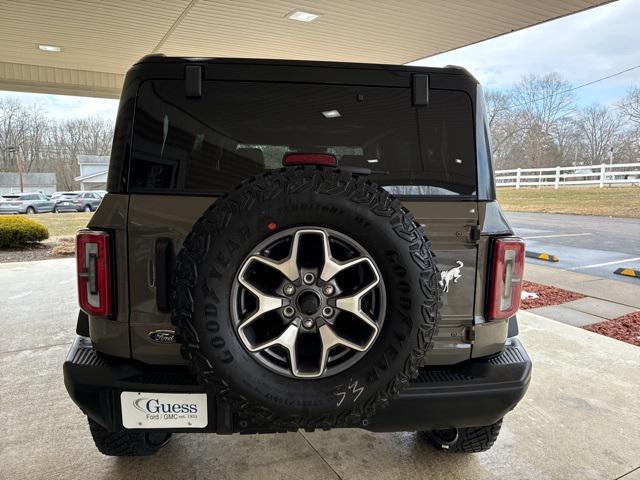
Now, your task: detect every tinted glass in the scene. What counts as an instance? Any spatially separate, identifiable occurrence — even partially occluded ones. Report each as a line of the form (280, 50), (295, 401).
(130, 80), (476, 196)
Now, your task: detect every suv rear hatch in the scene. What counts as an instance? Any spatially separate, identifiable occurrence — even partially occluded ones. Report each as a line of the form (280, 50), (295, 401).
(105, 61), (485, 366)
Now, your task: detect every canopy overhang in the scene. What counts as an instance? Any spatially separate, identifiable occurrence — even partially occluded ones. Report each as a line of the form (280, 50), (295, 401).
(0, 0), (613, 99)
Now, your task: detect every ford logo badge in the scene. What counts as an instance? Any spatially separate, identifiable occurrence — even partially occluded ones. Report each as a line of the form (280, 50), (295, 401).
(148, 329), (176, 344)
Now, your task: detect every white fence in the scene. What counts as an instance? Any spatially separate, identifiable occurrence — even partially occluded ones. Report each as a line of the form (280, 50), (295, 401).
(495, 162), (640, 189)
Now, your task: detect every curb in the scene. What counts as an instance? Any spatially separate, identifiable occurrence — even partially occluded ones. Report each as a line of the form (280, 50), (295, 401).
(614, 267), (639, 279)
(526, 251), (559, 262)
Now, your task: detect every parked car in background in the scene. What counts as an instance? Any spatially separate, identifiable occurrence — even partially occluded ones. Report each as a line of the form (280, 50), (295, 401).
(0, 192), (55, 214)
(54, 191), (102, 213)
(49, 192), (65, 201)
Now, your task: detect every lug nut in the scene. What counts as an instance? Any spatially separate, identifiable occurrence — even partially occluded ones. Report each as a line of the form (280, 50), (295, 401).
(322, 284), (335, 296)
(322, 306), (334, 318)
(283, 284), (296, 296)
(302, 318), (315, 329)
(303, 273), (315, 285)
(283, 306), (295, 318)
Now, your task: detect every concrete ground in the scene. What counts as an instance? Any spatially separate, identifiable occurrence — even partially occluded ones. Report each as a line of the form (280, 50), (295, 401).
(2, 258), (640, 480)
(506, 212), (640, 284)
(524, 263), (640, 327)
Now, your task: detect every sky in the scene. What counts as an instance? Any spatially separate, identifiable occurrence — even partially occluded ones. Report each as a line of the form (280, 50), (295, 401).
(1, 0), (639, 118)
(411, 0), (640, 106)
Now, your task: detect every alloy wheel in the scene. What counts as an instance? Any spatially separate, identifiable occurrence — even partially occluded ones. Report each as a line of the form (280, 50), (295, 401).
(231, 227), (386, 379)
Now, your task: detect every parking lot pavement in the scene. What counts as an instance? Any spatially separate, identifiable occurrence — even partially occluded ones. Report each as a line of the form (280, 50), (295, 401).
(506, 212), (640, 284)
(2, 258), (640, 480)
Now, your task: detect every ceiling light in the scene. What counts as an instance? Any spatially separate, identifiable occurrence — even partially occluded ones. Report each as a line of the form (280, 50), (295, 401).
(38, 44), (62, 52)
(322, 110), (340, 118)
(367, 159), (379, 163)
(287, 10), (320, 22)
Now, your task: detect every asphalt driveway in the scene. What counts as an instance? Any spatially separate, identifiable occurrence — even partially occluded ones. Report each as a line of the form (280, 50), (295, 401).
(1, 258), (639, 480)
(506, 212), (640, 284)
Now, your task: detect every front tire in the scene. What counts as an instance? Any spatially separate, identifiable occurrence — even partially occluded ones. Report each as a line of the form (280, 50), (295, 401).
(87, 418), (171, 456)
(422, 419), (503, 453)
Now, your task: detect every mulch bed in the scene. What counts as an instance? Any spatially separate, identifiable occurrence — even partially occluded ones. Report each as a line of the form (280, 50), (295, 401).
(0, 242), (74, 264)
(520, 280), (585, 309)
(585, 312), (640, 347)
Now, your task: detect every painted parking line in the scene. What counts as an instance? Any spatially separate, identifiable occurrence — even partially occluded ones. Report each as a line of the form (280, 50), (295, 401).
(524, 233), (592, 239)
(569, 257), (640, 270)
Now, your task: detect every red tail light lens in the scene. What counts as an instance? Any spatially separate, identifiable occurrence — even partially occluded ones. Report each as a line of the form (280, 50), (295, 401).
(487, 237), (525, 320)
(283, 153), (337, 167)
(76, 230), (112, 317)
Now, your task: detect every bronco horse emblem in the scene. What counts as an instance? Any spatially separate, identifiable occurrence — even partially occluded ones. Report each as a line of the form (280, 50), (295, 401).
(440, 261), (464, 293)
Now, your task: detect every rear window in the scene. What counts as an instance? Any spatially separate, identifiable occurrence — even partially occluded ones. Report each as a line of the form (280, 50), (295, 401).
(129, 80), (476, 196)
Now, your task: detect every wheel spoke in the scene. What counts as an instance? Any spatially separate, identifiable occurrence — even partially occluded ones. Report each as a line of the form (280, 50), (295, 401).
(319, 324), (368, 366)
(237, 276), (284, 328)
(245, 230), (302, 282)
(334, 269), (380, 331)
(243, 322), (298, 353)
(319, 230), (370, 281)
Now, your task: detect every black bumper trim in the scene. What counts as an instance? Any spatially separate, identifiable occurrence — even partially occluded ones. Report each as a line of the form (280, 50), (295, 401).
(63, 336), (531, 433)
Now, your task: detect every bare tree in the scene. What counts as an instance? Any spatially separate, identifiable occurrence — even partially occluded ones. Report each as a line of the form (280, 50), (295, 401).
(506, 73), (577, 167)
(576, 104), (623, 165)
(1, 97), (114, 190)
(513, 73), (575, 131)
(550, 116), (580, 166)
(484, 90), (525, 169)
(45, 118), (114, 190)
(618, 87), (640, 126)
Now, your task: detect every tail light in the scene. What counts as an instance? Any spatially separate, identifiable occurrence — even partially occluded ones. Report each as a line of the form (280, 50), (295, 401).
(283, 153), (337, 167)
(76, 230), (112, 317)
(487, 237), (525, 320)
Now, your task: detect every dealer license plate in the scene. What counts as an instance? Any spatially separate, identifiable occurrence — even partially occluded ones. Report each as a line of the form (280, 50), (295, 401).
(120, 391), (208, 429)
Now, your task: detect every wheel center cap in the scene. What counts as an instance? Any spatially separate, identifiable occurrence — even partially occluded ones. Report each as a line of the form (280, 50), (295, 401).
(297, 291), (321, 315)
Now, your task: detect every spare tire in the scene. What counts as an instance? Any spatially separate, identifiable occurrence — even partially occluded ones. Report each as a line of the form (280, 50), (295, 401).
(172, 166), (439, 430)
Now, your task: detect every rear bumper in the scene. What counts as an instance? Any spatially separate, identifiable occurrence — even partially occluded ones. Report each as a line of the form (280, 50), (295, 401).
(0, 207), (22, 214)
(63, 336), (531, 433)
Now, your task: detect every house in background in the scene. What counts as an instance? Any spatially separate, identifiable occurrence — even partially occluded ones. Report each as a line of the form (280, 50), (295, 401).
(0, 172), (57, 194)
(74, 155), (110, 191)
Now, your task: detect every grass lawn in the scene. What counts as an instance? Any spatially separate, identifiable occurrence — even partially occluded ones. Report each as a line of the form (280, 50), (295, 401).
(497, 187), (640, 218)
(28, 212), (93, 237)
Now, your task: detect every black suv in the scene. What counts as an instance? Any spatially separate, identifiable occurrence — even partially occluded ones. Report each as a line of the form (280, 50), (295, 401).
(63, 57), (531, 457)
